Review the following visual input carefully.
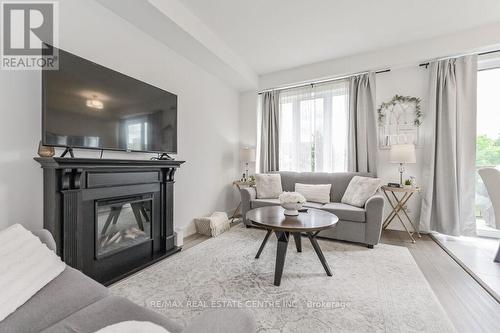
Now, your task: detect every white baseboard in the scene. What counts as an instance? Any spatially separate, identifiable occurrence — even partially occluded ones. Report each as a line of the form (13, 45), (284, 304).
(183, 224), (197, 238)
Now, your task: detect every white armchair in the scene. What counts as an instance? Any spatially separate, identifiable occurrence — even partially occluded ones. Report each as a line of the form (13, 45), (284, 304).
(478, 167), (500, 262)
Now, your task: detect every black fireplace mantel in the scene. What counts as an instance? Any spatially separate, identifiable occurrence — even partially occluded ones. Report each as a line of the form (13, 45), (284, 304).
(35, 157), (184, 285)
(35, 157), (185, 168)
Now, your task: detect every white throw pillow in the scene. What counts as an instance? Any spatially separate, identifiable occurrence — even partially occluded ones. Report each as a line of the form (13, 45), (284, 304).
(0, 224), (66, 321)
(95, 321), (170, 333)
(255, 174), (283, 199)
(341, 176), (381, 207)
(295, 183), (331, 204)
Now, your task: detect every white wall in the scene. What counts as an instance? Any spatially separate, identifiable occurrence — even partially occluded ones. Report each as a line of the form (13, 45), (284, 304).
(238, 91), (259, 177)
(0, 0), (240, 235)
(375, 66), (429, 229)
(0, 70), (43, 231)
(239, 92), (259, 150)
(258, 21), (500, 90)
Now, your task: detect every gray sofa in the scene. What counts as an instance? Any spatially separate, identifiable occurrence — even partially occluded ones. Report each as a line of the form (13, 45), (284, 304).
(0, 230), (255, 333)
(240, 172), (384, 248)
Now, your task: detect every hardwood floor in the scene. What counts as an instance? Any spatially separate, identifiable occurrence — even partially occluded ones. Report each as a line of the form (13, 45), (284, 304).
(184, 227), (500, 333)
(431, 233), (500, 301)
(381, 230), (500, 333)
(183, 232), (210, 250)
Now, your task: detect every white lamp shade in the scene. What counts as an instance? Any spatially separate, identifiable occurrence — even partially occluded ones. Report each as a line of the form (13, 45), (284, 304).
(389, 144), (416, 164)
(240, 147), (256, 162)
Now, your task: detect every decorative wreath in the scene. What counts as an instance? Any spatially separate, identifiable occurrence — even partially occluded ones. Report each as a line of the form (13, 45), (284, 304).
(377, 95), (422, 126)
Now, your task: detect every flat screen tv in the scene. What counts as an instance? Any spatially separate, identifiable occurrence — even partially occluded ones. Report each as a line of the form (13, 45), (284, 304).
(42, 47), (177, 154)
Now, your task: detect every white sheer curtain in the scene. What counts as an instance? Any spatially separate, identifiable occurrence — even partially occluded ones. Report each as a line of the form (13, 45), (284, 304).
(278, 80), (349, 172)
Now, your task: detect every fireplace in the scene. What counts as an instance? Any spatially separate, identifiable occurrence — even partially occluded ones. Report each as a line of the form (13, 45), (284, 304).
(35, 157), (184, 285)
(96, 195), (153, 259)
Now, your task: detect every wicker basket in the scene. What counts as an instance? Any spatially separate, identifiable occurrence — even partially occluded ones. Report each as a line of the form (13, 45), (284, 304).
(194, 212), (230, 237)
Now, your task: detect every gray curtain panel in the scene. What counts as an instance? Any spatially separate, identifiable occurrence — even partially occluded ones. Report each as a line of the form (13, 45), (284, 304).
(260, 91), (280, 172)
(419, 55), (478, 236)
(348, 73), (377, 174)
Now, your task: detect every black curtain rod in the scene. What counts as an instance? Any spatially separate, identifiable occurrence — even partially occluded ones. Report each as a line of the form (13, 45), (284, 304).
(258, 68), (391, 95)
(258, 49), (500, 94)
(419, 49), (500, 68)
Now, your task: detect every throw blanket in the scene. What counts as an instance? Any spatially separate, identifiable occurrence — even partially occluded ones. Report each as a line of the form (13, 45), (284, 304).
(0, 224), (65, 321)
(95, 321), (169, 333)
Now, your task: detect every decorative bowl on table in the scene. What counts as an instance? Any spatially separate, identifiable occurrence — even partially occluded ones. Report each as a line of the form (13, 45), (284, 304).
(279, 192), (306, 216)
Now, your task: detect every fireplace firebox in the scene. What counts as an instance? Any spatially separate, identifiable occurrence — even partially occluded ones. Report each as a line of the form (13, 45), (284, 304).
(96, 195), (153, 259)
(35, 157), (184, 285)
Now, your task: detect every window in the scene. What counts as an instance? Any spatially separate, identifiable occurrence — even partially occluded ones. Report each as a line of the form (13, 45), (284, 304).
(278, 81), (349, 172)
(475, 66), (500, 236)
(127, 123), (143, 150)
(126, 119), (149, 151)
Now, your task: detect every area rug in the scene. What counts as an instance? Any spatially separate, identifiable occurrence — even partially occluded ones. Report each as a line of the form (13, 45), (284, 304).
(111, 225), (455, 332)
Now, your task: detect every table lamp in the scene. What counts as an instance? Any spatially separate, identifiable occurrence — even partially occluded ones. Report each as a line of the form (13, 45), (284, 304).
(240, 147), (256, 181)
(389, 144), (416, 185)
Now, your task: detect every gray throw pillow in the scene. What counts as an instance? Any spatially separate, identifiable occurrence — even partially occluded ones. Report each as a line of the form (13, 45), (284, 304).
(341, 176), (381, 207)
(255, 174), (283, 199)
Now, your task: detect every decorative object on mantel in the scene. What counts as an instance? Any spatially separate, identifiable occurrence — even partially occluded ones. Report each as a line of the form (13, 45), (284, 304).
(377, 95), (422, 148)
(240, 147), (256, 181)
(278, 191), (306, 216)
(389, 144), (416, 185)
(194, 212), (230, 237)
(37, 141), (55, 157)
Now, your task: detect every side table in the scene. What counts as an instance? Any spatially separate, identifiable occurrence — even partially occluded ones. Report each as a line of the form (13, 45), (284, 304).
(231, 180), (254, 222)
(381, 185), (421, 243)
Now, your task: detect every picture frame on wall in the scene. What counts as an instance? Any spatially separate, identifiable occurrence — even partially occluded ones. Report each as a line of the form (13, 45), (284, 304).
(377, 95), (423, 149)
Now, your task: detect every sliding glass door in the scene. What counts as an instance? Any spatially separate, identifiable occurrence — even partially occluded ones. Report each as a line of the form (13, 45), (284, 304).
(476, 66), (500, 237)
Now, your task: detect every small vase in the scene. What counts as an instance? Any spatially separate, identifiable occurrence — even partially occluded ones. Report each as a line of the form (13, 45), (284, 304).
(37, 141), (55, 157)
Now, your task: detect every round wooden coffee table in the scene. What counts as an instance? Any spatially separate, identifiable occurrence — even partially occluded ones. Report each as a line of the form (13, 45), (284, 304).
(246, 206), (338, 286)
